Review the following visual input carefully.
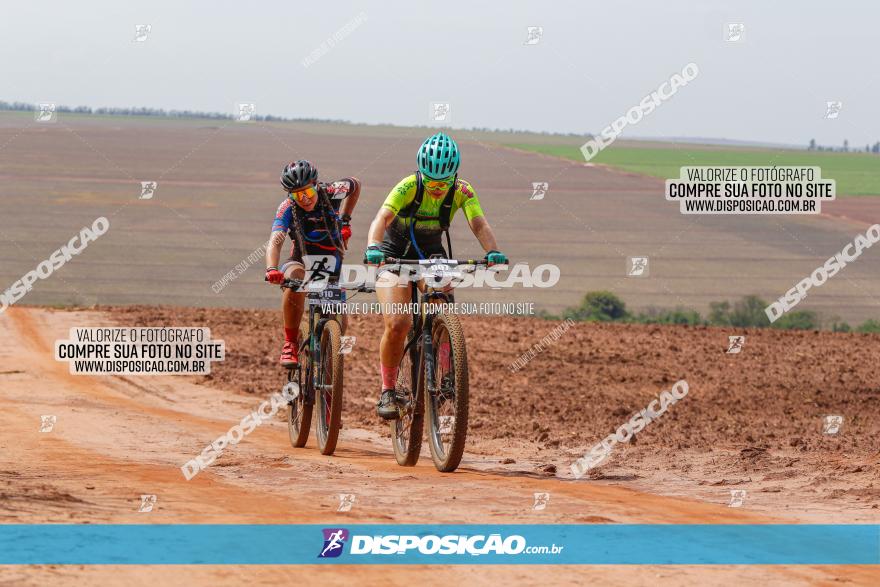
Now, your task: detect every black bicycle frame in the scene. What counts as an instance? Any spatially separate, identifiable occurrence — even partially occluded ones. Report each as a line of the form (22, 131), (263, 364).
(303, 301), (331, 405)
(404, 282), (454, 397)
(281, 276), (372, 404)
(282, 279), (337, 406)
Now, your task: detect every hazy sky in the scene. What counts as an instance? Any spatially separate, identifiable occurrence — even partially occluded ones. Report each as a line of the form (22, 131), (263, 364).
(3, 1), (877, 146)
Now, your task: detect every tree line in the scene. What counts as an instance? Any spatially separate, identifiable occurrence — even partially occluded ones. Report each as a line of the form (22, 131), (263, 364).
(0, 101), (339, 123)
(809, 138), (880, 154)
(542, 290), (880, 333)
(0, 100), (585, 136)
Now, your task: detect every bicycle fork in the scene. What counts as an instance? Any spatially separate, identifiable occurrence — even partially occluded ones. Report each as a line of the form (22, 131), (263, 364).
(422, 316), (436, 395)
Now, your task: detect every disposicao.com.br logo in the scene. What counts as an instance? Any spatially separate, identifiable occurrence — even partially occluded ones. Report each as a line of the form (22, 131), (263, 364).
(318, 528), (349, 558)
(318, 528), (563, 558)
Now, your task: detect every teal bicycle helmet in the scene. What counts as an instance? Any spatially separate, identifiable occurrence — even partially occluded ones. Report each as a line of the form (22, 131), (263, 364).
(417, 132), (460, 179)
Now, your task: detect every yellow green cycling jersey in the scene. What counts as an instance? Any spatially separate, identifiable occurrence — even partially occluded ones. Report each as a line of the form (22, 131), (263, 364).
(381, 174), (484, 239)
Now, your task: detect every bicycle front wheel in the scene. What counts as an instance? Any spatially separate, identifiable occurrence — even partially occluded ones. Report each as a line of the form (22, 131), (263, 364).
(287, 324), (311, 447)
(391, 331), (424, 466)
(315, 319), (344, 456)
(424, 312), (469, 472)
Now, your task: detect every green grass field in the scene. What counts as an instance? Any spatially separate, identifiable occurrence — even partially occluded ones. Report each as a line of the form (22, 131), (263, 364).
(506, 143), (880, 196)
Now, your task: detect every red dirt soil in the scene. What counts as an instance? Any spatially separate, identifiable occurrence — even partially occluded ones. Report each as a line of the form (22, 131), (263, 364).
(110, 305), (880, 517)
(2, 306), (879, 586)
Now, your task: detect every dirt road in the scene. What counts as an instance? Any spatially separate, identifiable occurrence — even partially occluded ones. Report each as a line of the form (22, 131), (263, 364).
(1, 306), (877, 585)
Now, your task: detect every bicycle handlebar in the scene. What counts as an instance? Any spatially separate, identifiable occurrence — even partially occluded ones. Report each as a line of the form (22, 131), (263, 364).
(267, 276), (375, 293)
(384, 257), (492, 266)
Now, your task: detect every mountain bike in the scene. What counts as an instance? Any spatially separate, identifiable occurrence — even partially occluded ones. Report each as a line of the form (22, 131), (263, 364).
(280, 277), (373, 455)
(385, 257), (492, 472)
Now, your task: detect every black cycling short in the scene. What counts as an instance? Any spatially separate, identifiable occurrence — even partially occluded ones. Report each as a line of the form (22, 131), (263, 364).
(374, 225), (445, 279)
(379, 225), (447, 261)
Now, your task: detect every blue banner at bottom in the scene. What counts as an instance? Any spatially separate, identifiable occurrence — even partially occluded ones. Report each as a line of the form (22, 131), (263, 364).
(0, 524), (877, 565)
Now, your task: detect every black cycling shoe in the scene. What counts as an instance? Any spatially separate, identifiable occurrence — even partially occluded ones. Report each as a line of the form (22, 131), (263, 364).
(377, 388), (400, 420)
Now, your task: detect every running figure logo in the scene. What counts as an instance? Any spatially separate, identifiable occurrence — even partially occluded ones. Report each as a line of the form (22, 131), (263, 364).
(237, 103), (256, 122)
(318, 528), (349, 558)
(824, 101), (842, 119)
(823, 415), (843, 435)
(524, 26), (543, 45)
(329, 181), (350, 200)
(303, 255), (337, 286)
(138, 494), (157, 512)
(337, 493), (356, 512)
(140, 181), (158, 200)
(726, 335), (745, 354)
(725, 23), (744, 42)
(530, 182), (549, 201)
(728, 489), (747, 508)
(339, 336), (356, 355)
(627, 257), (649, 277)
(309, 258), (331, 281)
(133, 24), (152, 42)
(35, 103), (57, 123)
(40, 415), (56, 432)
(533, 492), (550, 510)
(430, 102), (450, 123)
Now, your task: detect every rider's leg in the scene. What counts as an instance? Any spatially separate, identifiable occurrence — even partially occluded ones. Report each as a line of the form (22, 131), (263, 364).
(375, 270), (413, 418)
(335, 250), (348, 335)
(377, 272), (413, 378)
(279, 263), (306, 367)
(438, 339), (451, 371)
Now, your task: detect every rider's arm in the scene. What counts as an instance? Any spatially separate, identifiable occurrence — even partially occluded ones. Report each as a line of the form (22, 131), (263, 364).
(339, 177), (361, 218)
(367, 175), (418, 245)
(455, 180), (498, 253)
(367, 208), (395, 245)
(468, 215), (499, 253)
(266, 230), (286, 269)
(267, 199), (291, 269)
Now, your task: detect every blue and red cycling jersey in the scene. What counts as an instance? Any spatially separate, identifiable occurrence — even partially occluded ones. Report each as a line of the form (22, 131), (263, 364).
(271, 178), (360, 252)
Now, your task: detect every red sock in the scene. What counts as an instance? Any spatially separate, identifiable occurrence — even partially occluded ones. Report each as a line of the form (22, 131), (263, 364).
(381, 364), (399, 389)
(284, 328), (298, 342)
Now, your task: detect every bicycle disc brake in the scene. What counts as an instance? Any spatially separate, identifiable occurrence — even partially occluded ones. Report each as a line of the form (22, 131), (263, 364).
(436, 374), (455, 406)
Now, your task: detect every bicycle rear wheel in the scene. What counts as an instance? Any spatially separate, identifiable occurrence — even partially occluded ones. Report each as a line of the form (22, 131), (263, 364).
(287, 324), (311, 447)
(391, 331), (424, 466)
(424, 312), (469, 472)
(315, 319), (344, 455)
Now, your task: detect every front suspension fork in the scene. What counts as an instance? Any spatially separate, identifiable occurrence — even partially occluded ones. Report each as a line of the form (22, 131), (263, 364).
(422, 315), (436, 394)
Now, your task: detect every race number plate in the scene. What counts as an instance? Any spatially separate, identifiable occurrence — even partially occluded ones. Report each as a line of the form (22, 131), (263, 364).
(422, 261), (461, 281)
(308, 285), (346, 306)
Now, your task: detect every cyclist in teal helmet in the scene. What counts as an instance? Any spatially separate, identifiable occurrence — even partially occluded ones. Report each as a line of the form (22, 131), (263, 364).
(364, 132), (509, 420)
